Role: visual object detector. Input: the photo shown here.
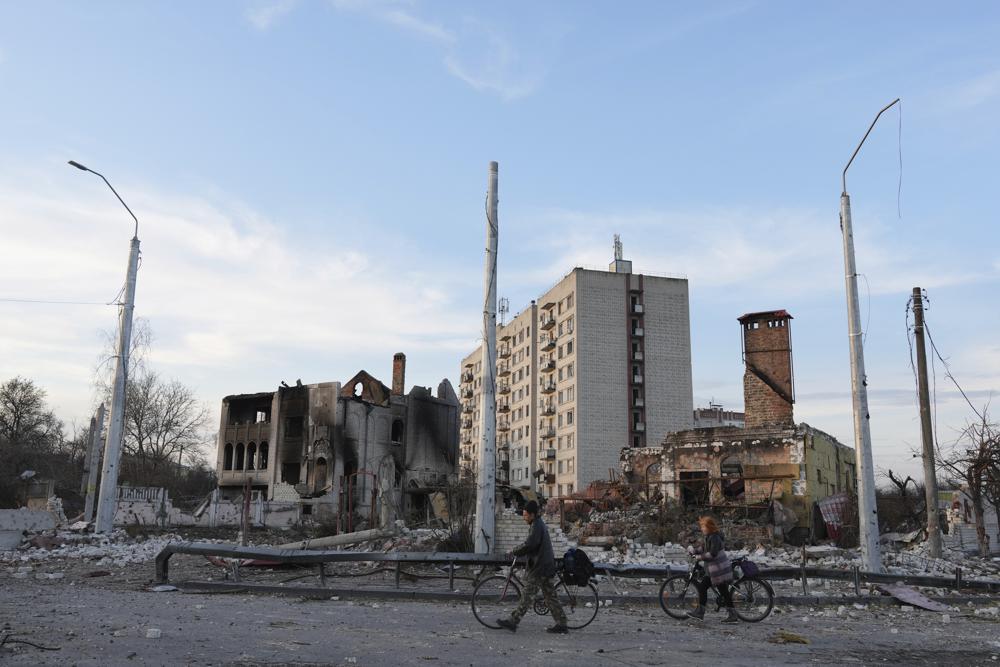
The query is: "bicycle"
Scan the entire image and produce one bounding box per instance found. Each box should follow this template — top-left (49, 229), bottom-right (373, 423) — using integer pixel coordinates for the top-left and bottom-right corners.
top-left (471, 556), bottom-right (600, 630)
top-left (659, 554), bottom-right (774, 622)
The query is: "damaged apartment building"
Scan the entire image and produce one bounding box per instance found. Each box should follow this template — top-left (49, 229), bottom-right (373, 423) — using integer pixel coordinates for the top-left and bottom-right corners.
top-left (622, 310), bottom-right (856, 542)
top-left (214, 353), bottom-right (460, 529)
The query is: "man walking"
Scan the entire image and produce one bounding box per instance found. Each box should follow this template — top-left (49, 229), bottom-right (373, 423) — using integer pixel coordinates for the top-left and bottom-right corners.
top-left (496, 500), bottom-right (569, 634)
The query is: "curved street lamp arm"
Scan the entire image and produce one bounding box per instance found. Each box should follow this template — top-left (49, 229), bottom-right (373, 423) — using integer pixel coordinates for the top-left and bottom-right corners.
top-left (842, 98), bottom-right (900, 195)
top-left (67, 161), bottom-right (139, 238)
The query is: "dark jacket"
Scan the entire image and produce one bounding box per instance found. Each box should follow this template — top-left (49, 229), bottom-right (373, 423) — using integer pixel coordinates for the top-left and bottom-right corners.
top-left (513, 515), bottom-right (557, 578)
top-left (699, 531), bottom-right (733, 586)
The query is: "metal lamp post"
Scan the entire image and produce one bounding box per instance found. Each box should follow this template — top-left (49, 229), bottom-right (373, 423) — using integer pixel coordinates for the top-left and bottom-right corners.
top-left (69, 160), bottom-right (140, 534)
top-left (839, 99), bottom-right (898, 572)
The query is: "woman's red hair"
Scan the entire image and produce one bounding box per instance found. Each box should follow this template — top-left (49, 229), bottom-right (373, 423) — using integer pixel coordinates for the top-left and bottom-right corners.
top-left (698, 516), bottom-right (719, 534)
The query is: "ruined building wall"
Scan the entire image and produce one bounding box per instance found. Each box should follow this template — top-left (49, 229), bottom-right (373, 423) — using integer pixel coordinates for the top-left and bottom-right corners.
top-left (741, 312), bottom-right (794, 428)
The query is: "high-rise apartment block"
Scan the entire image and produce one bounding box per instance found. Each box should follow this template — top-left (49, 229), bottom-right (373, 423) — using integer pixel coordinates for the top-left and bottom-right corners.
top-left (459, 245), bottom-right (693, 498)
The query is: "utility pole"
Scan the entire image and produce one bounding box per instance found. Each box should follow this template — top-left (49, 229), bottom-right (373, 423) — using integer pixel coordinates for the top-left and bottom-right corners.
top-left (82, 403), bottom-right (106, 523)
top-left (912, 287), bottom-right (942, 557)
top-left (840, 98), bottom-right (898, 573)
top-left (69, 160), bottom-right (141, 534)
top-left (474, 161), bottom-right (499, 554)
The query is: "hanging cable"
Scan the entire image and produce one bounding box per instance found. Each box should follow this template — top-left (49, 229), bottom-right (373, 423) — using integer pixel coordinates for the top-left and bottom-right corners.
top-left (923, 315), bottom-right (984, 422)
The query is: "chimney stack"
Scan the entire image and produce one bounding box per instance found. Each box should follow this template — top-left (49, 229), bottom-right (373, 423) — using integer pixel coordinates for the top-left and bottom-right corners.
top-left (738, 310), bottom-right (794, 428)
top-left (392, 353), bottom-right (406, 396)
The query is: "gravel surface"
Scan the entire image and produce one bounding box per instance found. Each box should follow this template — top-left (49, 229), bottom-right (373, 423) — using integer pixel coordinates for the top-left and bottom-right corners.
top-left (2, 570), bottom-right (1000, 666)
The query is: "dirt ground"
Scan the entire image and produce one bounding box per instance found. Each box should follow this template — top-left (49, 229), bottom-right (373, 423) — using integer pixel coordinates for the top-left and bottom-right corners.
top-left (3, 561), bottom-right (1000, 666)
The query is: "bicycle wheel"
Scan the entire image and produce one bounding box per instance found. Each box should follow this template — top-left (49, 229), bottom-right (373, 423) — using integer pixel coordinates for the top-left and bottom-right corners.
top-left (555, 581), bottom-right (600, 629)
top-left (471, 575), bottom-right (523, 629)
top-left (659, 574), bottom-right (697, 620)
top-left (730, 577), bottom-right (774, 622)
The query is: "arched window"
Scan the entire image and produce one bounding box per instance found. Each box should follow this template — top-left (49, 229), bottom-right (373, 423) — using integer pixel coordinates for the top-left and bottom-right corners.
top-left (235, 443), bottom-right (245, 471)
top-left (258, 442), bottom-right (269, 470)
top-left (315, 456), bottom-right (328, 488)
top-left (223, 443), bottom-right (234, 471)
top-left (391, 419), bottom-right (405, 445)
top-left (246, 442), bottom-right (257, 471)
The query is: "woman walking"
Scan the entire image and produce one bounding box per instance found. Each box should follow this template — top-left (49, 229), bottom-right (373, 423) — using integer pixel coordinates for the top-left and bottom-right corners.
top-left (687, 516), bottom-right (738, 623)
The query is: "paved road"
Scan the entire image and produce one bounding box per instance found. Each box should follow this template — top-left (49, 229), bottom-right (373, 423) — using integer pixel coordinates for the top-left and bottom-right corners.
top-left (2, 578), bottom-right (999, 666)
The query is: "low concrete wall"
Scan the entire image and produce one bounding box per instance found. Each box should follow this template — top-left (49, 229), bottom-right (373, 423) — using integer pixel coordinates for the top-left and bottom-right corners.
top-left (0, 509), bottom-right (58, 551)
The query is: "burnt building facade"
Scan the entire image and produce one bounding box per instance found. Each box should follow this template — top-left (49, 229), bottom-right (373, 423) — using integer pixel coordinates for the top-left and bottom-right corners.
top-left (622, 310), bottom-right (856, 539)
top-left (215, 353), bottom-right (459, 528)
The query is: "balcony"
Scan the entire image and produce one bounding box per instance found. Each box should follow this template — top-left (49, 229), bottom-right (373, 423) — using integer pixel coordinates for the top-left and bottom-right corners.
top-left (634, 422), bottom-right (646, 432)
top-left (540, 381), bottom-right (556, 394)
top-left (498, 382), bottom-right (511, 395)
top-left (540, 359), bottom-right (556, 373)
top-left (540, 402), bottom-right (556, 416)
top-left (500, 331), bottom-right (512, 341)
top-left (541, 336), bottom-right (556, 351)
top-left (498, 420), bottom-right (511, 432)
top-left (544, 473), bottom-right (556, 484)
top-left (461, 435), bottom-right (472, 445)
top-left (633, 397), bottom-right (645, 408)
top-left (218, 469), bottom-right (269, 486)
top-left (461, 418), bottom-right (472, 429)
top-left (632, 350), bottom-right (644, 361)
top-left (498, 362), bottom-right (511, 377)
top-left (632, 327), bottom-right (644, 337)
top-left (541, 427), bottom-right (556, 440)
top-left (632, 303), bottom-right (644, 314)
top-left (545, 448), bottom-right (556, 460)
top-left (498, 401), bottom-right (511, 413)
top-left (463, 403), bottom-right (474, 414)
top-left (540, 315), bottom-right (556, 330)
top-left (461, 387), bottom-right (474, 399)
top-left (461, 371), bottom-right (474, 383)
top-left (498, 345), bottom-right (511, 359)
top-left (633, 375), bottom-right (644, 384)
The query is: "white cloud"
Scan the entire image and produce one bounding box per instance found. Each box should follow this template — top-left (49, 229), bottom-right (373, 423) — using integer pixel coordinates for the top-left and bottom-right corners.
top-left (246, 0), bottom-right (298, 31)
top-left (508, 206), bottom-right (996, 301)
top-left (942, 69), bottom-right (1000, 111)
top-left (329, 0), bottom-right (545, 100)
top-left (0, 169), bottom-right (477, 425)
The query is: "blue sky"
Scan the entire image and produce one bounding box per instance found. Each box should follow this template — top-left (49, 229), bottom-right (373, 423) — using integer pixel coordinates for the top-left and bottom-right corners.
top-left (1, 1), bottom-right (998, 480)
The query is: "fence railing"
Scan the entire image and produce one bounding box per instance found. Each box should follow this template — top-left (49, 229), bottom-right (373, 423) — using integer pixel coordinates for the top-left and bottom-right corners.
top-left (154, 541), bottom-right (1000, 594)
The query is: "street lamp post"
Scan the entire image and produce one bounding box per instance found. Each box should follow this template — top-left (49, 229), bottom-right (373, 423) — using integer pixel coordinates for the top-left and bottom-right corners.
top-left (69, 160), bottom-right (140, 534)
top-left (839, 99), bottom-right (898, 573)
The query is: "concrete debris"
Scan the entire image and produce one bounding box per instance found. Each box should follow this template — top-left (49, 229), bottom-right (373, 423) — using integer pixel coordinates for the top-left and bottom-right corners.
top-left (768, 630), bottom-right (810, 644)
top-left (0, 529), bottom-right (183, 568)
top-left (145, 628), bottom-right (162, 639)
top-left (874, 583), bottom-right (951, 613)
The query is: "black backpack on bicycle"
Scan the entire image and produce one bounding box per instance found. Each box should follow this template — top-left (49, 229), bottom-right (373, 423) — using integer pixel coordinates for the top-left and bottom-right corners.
top-left (562, 548), bottom-right (595, 587)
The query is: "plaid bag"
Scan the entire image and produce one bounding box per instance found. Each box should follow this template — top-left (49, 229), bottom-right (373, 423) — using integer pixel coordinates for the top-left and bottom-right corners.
top-left (706, 550), bottom-right (733, 586)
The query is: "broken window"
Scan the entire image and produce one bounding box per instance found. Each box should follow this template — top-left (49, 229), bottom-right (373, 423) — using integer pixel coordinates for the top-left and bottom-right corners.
top-left (223, 443), bottom-right (234, 471)
top-left (314, 457), bottom-right (328, 489)
top-left (720, 455), bottom-right (745, 500)
top-left (258, 442), bottom-right (269, 470)
top-left (286, 416), bottom-right (304, 438)
top-left (235, 443), bottom-right (245, 471)
top-left (391, 419), bottom-right (404, 445)
top-left (679, 470), bottom-right (709, 507)
top-left (246, 442), bottom-right (257, 471)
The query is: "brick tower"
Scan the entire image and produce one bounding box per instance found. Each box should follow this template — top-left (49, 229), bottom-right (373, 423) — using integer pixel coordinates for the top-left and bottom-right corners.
top-left (738, 310), bottom-right (794, 428)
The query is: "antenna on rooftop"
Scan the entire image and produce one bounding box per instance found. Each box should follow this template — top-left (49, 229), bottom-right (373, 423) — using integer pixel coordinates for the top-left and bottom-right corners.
top-left (499, 296), bottom-right (510, 326)
top-left (613, 234), bottom-right (623, 261)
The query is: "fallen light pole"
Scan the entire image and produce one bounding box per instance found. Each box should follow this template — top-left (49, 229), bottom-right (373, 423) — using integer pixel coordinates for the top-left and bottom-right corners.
top-left (839, 99), bottom-right (898, 573)
top-left (69, 160), bottom-right (141, 534)
top-left (474, 161), bottom-right (499, 554)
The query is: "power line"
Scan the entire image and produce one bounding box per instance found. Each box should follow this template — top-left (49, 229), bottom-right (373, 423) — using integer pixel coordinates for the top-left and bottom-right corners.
top-left (0, 297), bottom-right (116, 306)
top-left (922, 315), bottom-right (984, 422)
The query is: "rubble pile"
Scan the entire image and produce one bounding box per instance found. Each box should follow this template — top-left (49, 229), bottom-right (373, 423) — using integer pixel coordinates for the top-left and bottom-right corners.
top-left (0, 529), bottom-right (183, 568)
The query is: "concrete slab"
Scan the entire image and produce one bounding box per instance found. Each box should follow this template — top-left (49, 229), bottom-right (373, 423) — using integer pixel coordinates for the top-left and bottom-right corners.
top-left (0, 509), bottom-right (57, 532)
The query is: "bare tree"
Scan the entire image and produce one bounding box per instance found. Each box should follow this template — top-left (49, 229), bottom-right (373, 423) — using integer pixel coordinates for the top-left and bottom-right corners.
top-left (0, 377), bottom-right (69, 507)
top-left (937, 407), bottom-right (999, 557)
top-left (123, 370), bottom-right (209, 482)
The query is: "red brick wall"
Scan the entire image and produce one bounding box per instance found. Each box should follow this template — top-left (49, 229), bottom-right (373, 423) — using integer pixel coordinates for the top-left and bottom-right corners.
top-left (742, 315), bottom-right (793, 427)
